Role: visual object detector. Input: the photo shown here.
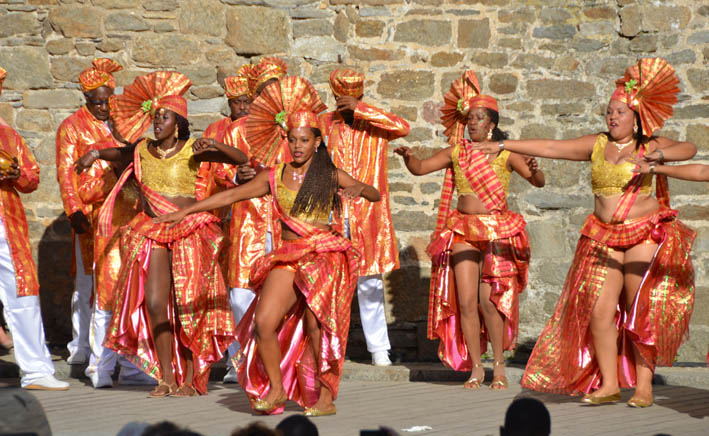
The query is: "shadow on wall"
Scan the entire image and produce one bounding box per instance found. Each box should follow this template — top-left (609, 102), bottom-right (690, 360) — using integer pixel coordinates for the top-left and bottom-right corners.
top-left (37, 214), bottom-right (74, 346)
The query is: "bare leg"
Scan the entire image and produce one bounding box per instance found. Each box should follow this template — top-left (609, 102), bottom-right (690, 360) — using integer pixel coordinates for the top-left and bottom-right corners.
top-left (253, 268), bottom-right (298, 404)
top-left (587, 248), bottom-right (624, 399)
top-left (304, 308), bottom-right (336, 412)
top-left (478, 281), bottom-right (506, 388)
top-left (145, 246), bottom-right (176, 395)
top-left (623, 242), bottom-right (658, 405)
top-left (451, 242), bottom-right (484, 388)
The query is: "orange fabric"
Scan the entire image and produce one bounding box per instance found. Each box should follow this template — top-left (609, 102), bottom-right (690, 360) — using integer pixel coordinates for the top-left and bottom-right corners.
top-left (286, 111), bottom-right (320, 130)
top-left (320, 102), bottom-right (410, 275)
top-left (0, 125), bottom-right (40, 297)
top-left (467, 94), bottom-right (499, 113)
top-left (253, 57), bottom-right (287, 90)
top-left (0, 67), bottom-right (6, 96)
top-left (197, 117), bottom-right (235, 204)
top-left (329, 69), bottom-right (364, 98)
top-left (440, 69), bottom-right (481, 145)
top-left (78, 58), bottom-right (122, 93)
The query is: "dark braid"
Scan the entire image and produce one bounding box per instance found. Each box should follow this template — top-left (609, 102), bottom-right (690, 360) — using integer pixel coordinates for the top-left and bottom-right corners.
top-left (290, 128), bottom-right (342, 219)
top-left (484, 108), bottom-right (509, 141)
top-left (175, 113), bottom-right (191, 140)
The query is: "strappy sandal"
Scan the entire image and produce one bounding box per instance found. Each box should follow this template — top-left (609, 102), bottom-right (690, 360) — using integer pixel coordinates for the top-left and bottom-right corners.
top-left (490, 361), bottom-right (508, 390)
top-left (463, 363), bottom-right (484, 389)
top-left (173, 384), bottom-right (197, 397)
top-left (149, 380), bottom-right (177, 398)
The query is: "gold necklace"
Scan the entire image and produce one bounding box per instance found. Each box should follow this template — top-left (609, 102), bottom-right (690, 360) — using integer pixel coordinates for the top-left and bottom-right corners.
top-left (292, 168), bottom-right (305, 183)
top-left (614, 138), bottom-right (634, 152)
top-left (154, 140), bottom-right (178, 159)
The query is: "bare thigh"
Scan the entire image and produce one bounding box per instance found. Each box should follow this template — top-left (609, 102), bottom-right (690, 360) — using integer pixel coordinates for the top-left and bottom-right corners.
top-left (254, 268), bottom-right (299, 336)
top-left (622, 242), bottom-right (658, 307)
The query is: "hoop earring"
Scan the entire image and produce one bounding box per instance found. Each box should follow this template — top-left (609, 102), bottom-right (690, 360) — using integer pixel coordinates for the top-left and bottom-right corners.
top-left (174, 128), bottom-right (179, 139)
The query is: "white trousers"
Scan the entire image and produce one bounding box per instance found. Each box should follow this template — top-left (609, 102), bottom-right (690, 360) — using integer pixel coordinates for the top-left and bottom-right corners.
top-left (225, 231), bottom-right (271, 367)
top-left (0, 218), bottom-right (56, 387)
top-left (344, 219), bottom-right (391, 353)
top-left (66, 235), bottom-right (92, 357)
top-left (84, 303), bottom-right (141, 379)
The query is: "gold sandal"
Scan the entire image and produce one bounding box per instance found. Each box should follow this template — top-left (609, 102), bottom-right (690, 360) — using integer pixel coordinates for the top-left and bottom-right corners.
top-left (304, 404), bottom-right (336, 417)
top-left (490, 361), bottom-right (508, 390)
top-left (252, 393), bottom-right (287, 415)
top-left (149, 380), bottom-right (177, 398)
top-left (173, 384), bottom-right (197, 397)
top-left (463, 363), bottom-right (484, 389)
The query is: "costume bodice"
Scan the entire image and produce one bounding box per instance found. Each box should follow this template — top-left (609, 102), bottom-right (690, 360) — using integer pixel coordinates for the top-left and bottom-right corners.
top-left (138, 138), bottom-right (199, 197)
top-left (275, 163), bottom-right (331, 225)
top-left (590, 134), bottom-right (652, 197)
top-left (452, 143), bottom-right (511, 195)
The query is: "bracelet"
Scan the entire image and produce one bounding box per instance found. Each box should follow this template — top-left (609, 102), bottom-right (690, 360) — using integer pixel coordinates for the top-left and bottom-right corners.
top-left (657, 150), bottom-right (664, 163)
top-left (649, 164), bottom-right (655, 174)
top-left (498, 142), bottom-right (505, 151)
top-left (89, 149), bottom-right (100, 160)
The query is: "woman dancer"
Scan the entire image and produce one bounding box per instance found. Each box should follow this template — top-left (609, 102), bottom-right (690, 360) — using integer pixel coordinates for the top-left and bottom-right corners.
top-left (395, 72), bottom-right (544, 390)
top-left (156, 111), bottom-right (380, 416)
top-left (473, 58), bottom-right (696, 407)
top-left (75, 71), bottom-right (247, 397)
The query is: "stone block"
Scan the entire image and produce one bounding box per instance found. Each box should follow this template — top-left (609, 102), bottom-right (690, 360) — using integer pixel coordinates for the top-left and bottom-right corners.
top-left (0, 104), bottom-right (14, 127)
top-left (153, 21), bottom-right (176, 33)
top-left (105, 12), bottom-right (151, 32)
top-left (93, 0), bottom-right (141, 8)
top-left (225, 7), bottom-right (290, 55)
top-left (583, 6), bottom-right (615, 19)
top-left (330, 0), bottom-right (402, 5)
top-left (48, 6), bottom-right (103, 38)
top-left (389, 182), bottom-right (413, 193)
top-left (619, 5), bottom-right (641, 37)
top-left (205, 47), bottom-right (240, 65)
top-left (641, 5), bottom-right (691, 32)
top-left (113, 69), bottom-right (145, 87)
top-left (555, 56), bottom-right (580, 72)
top-left (511, 53), bottom-right (554, 70)
top-left (421, 101), bottom-right (441, 124)
top-left (23, 90), bottom-right (84, 109)
top-left (15, 109), bottom-right (54, 132)
top-left (391, 210), bottom-right (436, 232)
top-left (333, 11), bottom-right (350, 43)
top-left (49, 56), bottom-right (86, 82)
top-left (391, 105), bottom-right (417, 122)
top-left (292, 37), bottom-right (345, 62)
top-left (377, 71), bottom-right (434, 100)
top-left (498, 7), bottom-right (535, 23)
top-left (45, 38), bottom-right (73, 55)
top-left (188, 114), bottom-right (221, 133)
top-left (686, 125), bottom-right (709, 150)
top-left (394, 20), bottom-right (451, 46)
top-left (665, 49), bottom-right (696, 65)
top-left (178, 0), bottom-right (225, 36)
top-left (540, 102), bottom-right (584, 116)
top-left (532, 25), bottom-right (576, 40)
top-left (191, 86), bottom-right (223, 100)
top-left (489, 73), bottom-right (518, 95)
top-left (667, 177), bottom-right (709, 197)
top-left (406, 127), bottom-right (433, 142)
top-left (674, 105), bottom-right (709, 120)
top-left (180, 65), bottom-right (217, 86)
top-left (132, 34), bottom-right (200, 66)
top-left (629, 33), bottom-right (657, 52)
top-left (348, 46), bottom-right (404, 62)
top-left (688, 31), bottom-right (709, 45)
top-left (457, 18), bottom-right (490, 49)
top-left (527, 79), bottom-right (595, 100)
top-left (471, 52), bottom-right (508, 68)
top-left (356, 19), bottom-right (385, 38)
top-left (96, 39), bottom-right (124, 53)
top-left (293, 18), bottom-right (333, 39)
top-left (676, 204), bottom-right (709, 221)
top-left (142, 0), bottom-right (178, 11)
top-left (498, 37), bottom-right (522, 50)
top-left (0, 47), bottom-right (52, 90)
top-left (75, 41), bottom-right (96, 57)
top-left (579, 20), bottom-right (616, 36)
top-left (520, 123), bottom-right (556, 140)
top-left (540, 8), bottom-right (572, 23)
top-left (187, 97), bottom-right (225, 115)
top-left (429, 51), bottom-right (463, 67)
top-left (0, 13), bottom-right (41, 38)
top-left (526, 219), bottom-right (571, 259)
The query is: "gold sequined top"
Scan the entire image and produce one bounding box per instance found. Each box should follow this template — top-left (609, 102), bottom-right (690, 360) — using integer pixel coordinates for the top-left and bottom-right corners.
top-left (452, 144), bottom-right (511, 195)
top-left (138, 138), bottom-right (199, 197)
top-left (275, 163), bottom-right (331, 225)
top-left (590, 134), bottom-right (652, 197)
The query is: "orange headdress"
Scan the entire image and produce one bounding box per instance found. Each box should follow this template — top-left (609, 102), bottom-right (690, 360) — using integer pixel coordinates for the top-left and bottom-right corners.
top-left (246, 76), bottom-right (327, 166)
top-left (253, 57), bottom-right (288, 91)
top-left (440, 70), bottom-right (481, 145)
top-left (468, 94), bottom-right (499, 113)
top-left (329, 69), bottom-right (365, 98)
top-left (286, 111), bottom-right (320, 131)
top-left (109, 71), bottom-right (192, 143)
top-left (224, 64), bottom-right (256, 99)
top-left (0, 67), bottom-right (6, 96)
top-left (78, 58), bottom-right (123, 93)
top-left (610, 57), bottom-right (680, 136)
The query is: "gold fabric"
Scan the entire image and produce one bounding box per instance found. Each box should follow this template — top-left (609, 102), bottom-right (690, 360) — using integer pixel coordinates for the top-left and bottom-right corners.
top-left (138, 139), bottom-right (199, 197)
top-left (590, 134), bottom-right (652, 197)
top-left (274, 163), bottom-right (330, 225)
top-left (453, 145), bottom-right (511, 195)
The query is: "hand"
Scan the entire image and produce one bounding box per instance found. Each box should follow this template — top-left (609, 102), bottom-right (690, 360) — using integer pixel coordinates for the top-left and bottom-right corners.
top-left (469, 141), bottom-right (499, 155)
top-left (69, 211), bottom-right (91, 234)
top-left (236, 164), bottom-right (257, 184)
top-left (74, 151), bottom-right (98, 174)
top-left (193, 138), bottom-right (218, 154)
top-left (629, 155), bottom-right (652, 174)
top-left (153, 209), bottom-right (188, 228)
top-left (0, 159), bottom-right (20, 181)
top-left (643, 150), bottom-right (664, 164)
top-left (336, 95), bottom-right (358, 113)
top-left (393, 146), bottom-right (412, 159)
top-left (341, 183), bottom-right (365, 200)
top-left (524, 156), bottom-right (539, 174)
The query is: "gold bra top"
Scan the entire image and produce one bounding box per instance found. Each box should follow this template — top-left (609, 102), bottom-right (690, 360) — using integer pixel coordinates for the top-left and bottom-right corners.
top-left (275, 163), bottom-right (331, 225)
top-left (452, 143), bottom-right (511, 195)
top-left (138, 138), bottom-right (199, 197)
top-left (590, 134), bottom-right (652, 197)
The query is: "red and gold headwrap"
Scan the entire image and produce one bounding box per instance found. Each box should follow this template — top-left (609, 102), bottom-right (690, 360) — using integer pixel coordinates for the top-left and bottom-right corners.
top-left (440, 70), bottom-right (481, 145)
top-left (286, 111), bottom-right (320, 131)
top-left (467, 94), bottom-right (499, 113)
top-left (0, 67), bottom-right (6, 96)
top-left (109, 71), bottom-right (192, 143)
top-left (253, 57), bottom-right (288, 90)
top-left (224, 64), bottom-right (256, 99)
top-left (78, 58), bottom-right (123, 93)
top-left (329, 69), bottom-right (364, 98)
top-left (610, 57), bottom-right (680, 136)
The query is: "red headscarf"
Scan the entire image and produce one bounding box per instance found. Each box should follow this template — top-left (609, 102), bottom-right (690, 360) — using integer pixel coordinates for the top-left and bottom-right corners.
top-left (78, 58), bottom-right (123, 93)
top-left (329, 69), bottom-right (364, 98)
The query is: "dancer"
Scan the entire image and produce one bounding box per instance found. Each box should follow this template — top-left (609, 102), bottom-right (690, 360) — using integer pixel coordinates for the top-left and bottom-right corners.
top-left (473, 58), bottom-right (696, 407)
top-left (395, 70), bottom-right (544, 389)
top-left (75, 71), bottom-right (246, 396)
top-left (56, 58), bottom-right (123, 365)
top-left (320, 69), bottom-right (410, 366)
top-left (0, 66), bottom-right (69, 390)
top-left (155, 110), bottom-right (379, 416)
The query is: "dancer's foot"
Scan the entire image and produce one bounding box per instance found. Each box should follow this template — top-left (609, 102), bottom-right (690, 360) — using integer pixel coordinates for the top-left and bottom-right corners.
top-left (490, 361), bottom-right (508, 390)
top-left (463, 363), bottom-right (484, 389)
top-left (628, 386), bottom-right (653, 408)
top-left (581, 385), bottom-right (621, 405)
top-left (305, 389), bottom-right (336, 417)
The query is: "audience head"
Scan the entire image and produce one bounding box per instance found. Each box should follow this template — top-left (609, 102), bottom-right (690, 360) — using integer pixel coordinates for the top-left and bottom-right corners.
top-left (230, 422), bottom-right (280, 436)
top-left (276, 415), bottom-right (318, 436)
top-left (141, 421), bottom-right (203, 436)
top-left (499, 398), bottom-right (551, 436)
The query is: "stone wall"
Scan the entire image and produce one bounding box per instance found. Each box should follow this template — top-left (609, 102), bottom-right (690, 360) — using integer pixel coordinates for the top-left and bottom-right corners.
top-left (0, 0), bottom-right (707, 361)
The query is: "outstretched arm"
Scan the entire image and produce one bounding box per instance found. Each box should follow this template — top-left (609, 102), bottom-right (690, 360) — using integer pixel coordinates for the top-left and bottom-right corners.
top-left (352, 100), bottom-right (410, 139)
top-left (337, 169), bottom-right (380, 202)
top-left (153, 170), bottom-right (271, 224)
top-left (508, 153), bottom-right (545, 188)
top-left (644, 136), bottom-right (697, 163)
top-left (471, 135), bottom-right (597, 162)
top-left (630, 157), bottom-right (709, 181)
top-left (393, 145), bottom-right (452, 176)
top-left (74, 145), bottom-right (135, 174)
top-left (192, 137), bottom-right (248, 165)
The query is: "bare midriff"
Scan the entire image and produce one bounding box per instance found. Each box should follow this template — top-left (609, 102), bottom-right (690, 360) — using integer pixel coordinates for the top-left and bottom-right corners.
top-left (280, 220), bottom-right (331, 240)
top-left (144, 195), bottom-right (197, 218)
top-left (593, 194), bottom-right (659, 223)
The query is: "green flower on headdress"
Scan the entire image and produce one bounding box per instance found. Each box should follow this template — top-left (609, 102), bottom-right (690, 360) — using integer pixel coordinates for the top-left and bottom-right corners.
top-left (624, 79), bottom-right (638, 93)
top-left (141, 99), bottom-right (152, 113)
top-left (275, 110), bottom-right (287, 130)
top-left (456, 99), bottom-right (464, 112)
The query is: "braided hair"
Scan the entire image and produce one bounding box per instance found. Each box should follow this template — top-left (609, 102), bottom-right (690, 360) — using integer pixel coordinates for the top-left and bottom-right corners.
top-left (290, 128), bottom-right (342, 219)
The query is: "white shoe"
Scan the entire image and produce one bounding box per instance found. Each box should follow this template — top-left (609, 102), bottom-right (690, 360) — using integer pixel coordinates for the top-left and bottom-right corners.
top-left (372, 351), bottom-right (392, 366)
top-left (89, 371), bottom-right (113, 388)
top-left (67, 349), bottom-right (89, 365)
top-left (24, 375), bottom-right (70, 391)
top-left (223, 366), bottom-right (238, 384)
top-left (118, 368), bottom-right (157, 386)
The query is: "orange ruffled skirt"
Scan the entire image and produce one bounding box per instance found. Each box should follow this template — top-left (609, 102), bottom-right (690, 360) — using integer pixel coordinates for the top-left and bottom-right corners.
top-left (104, 211), bottom-right (235, 394)
top-left (522, 209), bottom-right (695, 395)
top-left (235, 237), bottom-right (358, 411)
top-left (427, 210), bottom-right (530, 371)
